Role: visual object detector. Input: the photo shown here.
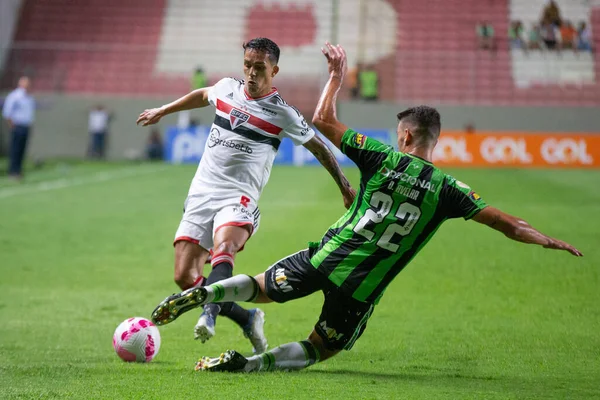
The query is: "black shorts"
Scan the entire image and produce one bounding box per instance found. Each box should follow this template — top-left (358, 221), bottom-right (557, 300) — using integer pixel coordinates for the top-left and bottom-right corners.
top-left (264, 249), bottom-right (375, 351)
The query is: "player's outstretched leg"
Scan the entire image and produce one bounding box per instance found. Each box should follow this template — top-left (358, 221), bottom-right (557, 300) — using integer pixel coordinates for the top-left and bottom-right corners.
top-left (195, 340), bottom-right (326, 372)
top-left (195, 350), bottom-right (248, 372)
top-left (151, 286), bottom-right (209, 325)
top-left (151, 274), bottom-right (260, 325)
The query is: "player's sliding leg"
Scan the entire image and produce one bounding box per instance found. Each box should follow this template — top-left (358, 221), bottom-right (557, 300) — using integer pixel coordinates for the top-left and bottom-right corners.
top-left (192, 264), bottom-right (338, 372)
top-left (153, 239), bottom-right (259, 337)
top-left (193, 249), bottom-right (374, 373)
top-left (152, 249), bottom-right (315, 325)
top-left (151, 273), bottom-right (262, 324)
top-left (196, 330), bottom-right (339, 372)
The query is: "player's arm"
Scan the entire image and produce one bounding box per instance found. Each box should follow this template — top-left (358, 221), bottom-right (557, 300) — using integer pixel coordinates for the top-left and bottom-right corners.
top-left (136, 87), bottom-right (213, 126)
top-left (472, 206), bottom-right (583, 256)
top-left (311, 42), bottom-right (349, 149)
top-left (303, 135), bottom-right (356, 208)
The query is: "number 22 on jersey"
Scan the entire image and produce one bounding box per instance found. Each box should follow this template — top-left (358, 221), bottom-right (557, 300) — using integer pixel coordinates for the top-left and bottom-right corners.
top-left (353, 191), bottom-right (422, 252)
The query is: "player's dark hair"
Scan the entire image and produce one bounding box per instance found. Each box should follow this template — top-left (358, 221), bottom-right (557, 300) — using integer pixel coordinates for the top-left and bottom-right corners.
top-left (243, 37), bottom-right (280, 65)
top-left (396, 106), bottom-right (441, 144)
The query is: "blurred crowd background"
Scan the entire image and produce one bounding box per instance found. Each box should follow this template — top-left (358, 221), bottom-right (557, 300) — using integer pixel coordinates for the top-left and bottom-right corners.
top-left (0, 0), bottom-right (599, 175)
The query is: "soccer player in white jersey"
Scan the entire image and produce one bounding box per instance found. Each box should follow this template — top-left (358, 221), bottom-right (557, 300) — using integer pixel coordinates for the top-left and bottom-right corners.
top-left (136, 38), bottom-right (356, 353)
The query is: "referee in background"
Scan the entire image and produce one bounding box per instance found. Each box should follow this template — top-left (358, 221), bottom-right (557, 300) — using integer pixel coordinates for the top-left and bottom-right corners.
top-left (2, 76), bottom-right (35, 180)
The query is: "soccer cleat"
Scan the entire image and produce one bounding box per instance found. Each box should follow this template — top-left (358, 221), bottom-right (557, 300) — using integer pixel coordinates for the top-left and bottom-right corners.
top-left (194, 311), bottom-right (216, 343)
top-left (151, 287), bottom-right (208, 326)
top-left (195, 350), bottom-right (248, 372)
top-left (243, 308), bottom-right (268, 354)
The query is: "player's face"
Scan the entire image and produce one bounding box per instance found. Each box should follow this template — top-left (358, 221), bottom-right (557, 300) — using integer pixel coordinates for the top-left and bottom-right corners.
top-left (243, 49), bottom-right (279, 98)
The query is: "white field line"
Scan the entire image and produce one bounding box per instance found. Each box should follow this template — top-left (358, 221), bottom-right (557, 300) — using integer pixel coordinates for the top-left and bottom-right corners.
top-left (0, 165), bottom-right (169, 200)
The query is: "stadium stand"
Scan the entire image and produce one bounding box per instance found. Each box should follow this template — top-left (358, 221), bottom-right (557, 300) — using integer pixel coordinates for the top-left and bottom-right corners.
top-left (1, 0), bottom-right (599, 108)
top-left (0, 0), bottom-right (189, 96)
top-left (393, 0), bottom-right (599, 106)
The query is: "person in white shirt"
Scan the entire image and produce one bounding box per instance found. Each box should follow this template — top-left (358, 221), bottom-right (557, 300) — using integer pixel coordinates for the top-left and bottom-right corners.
top-left (137, 38), bottom-right (356, 353)
top-left (2, 76), bottom-right (35, 179)
top-left (577, 21), bottom-right (592, 51)
top-left (88, 105), bottom-right (111, 159)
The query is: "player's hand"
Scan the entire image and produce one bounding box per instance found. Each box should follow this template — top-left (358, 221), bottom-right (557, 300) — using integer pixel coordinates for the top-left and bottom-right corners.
top-left (342, 187), bottom-right (357, 209)
top-left (321, 42), bottom-right (347, 79)
top-left (543, 237), bottom-right (583, 257)
top-left (136, 107), bottom-right (165, 126)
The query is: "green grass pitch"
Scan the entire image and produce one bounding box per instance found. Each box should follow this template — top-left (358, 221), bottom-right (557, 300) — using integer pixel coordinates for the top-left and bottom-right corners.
top-left (0, 162), bottom-right (598, 399)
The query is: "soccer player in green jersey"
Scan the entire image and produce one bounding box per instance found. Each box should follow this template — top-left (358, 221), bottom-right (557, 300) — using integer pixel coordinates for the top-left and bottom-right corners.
top-left (150, 42), bottom-right (583, 372)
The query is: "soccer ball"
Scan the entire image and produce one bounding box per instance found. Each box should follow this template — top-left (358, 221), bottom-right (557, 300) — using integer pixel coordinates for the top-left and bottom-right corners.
top-left (113, 317), bottom-right (161, 362)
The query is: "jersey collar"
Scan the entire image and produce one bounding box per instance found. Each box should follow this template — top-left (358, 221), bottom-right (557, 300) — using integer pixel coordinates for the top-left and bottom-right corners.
top-left (243, 87), bottom-right (278, 101)
top-left (407, 153), bottom-right (434, 165)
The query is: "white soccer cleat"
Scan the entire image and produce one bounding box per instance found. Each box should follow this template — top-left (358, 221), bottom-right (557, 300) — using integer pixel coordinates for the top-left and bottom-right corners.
top-left (194, 312), bottom-right (216, 343)
top-left (243, 308), bottom-right (268, 354)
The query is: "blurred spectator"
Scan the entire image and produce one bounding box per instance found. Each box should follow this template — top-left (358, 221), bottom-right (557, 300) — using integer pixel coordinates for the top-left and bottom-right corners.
top-left (191, 66), bottom-right (207, 91)
top-left (559, 21), bottom-right (577, 50)
top-left (2, 76), bottom-right (35, 180)
top-left (577, 21), bottom-right (592, 51)
top-left (528, 24), bottom-right (543, 49)
top-left (541, 0), bottom-right (562, 27)
top-left (508, 21), bottom-right (525, 49)
top-left (181, 67), bottom-right (207, 129)
top-left (177, 110), bottom-right (191, 130)
top-left (87, 105), bottom-right (111, 159)
top-left (476, 21), bottom-right (495, 50)
top-left (541, 22), bottom-right (558, 50)
top-left (146, 128), bottom-right (163, 161)
top-left (464, 123), bottom-right (476, 135)
top-left (358, 65), bottom-right (379, 101)
top-left (347, 63), bottom-right (360, 99)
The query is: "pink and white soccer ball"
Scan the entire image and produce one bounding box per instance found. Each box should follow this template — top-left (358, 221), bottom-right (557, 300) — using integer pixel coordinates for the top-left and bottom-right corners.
top-left (113, 317), bottom-right (161, 362)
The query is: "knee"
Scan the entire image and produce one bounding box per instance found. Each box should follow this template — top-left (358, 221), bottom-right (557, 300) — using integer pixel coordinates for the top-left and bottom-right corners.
top-left (252, 273), bottom-right (273, 304)
top-left (173, 241), bottom-right (204, 289)
top-left (213, 240), bottom-right (241, 255)
top-left (173, 270), bottom-right (194, 290)
top-left (308, 330), bottom-right (340, 362)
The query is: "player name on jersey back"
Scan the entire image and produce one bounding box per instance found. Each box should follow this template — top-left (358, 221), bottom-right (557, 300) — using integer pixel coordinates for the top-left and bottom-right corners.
top-left (309, 129), bottom-right (488, 304)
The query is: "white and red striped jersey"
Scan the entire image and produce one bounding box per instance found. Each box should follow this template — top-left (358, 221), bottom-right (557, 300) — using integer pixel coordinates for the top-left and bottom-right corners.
top-left (188, 77), bottom-right (315, 202)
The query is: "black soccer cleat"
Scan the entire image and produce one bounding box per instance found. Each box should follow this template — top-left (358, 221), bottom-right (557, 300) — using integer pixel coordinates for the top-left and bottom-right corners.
top-left (195, 350), bottom-right (248, 372)
top-left (151, 287), bottom-right (208, 326)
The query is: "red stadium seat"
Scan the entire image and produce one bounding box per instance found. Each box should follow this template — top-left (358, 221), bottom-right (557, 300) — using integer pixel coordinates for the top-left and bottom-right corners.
top-left (1, 0), bottom-right (598, 108)
top-left (385, 0), bottom-right (599, 105)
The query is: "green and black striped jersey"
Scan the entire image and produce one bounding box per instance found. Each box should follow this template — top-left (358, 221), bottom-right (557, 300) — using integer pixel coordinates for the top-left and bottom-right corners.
top-left (309, 129), bottom-right (488, 304)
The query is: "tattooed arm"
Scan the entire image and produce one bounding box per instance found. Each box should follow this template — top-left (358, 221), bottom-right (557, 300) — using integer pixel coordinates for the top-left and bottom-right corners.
top-left (303, 135), bottom-right (356, 209)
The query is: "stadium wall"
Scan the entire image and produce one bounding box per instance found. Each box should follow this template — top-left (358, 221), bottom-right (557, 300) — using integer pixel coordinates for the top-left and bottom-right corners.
top-left (0, 0), bottom-right (23, 71)
top-left (0, 94), bottom-right (598, 161)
